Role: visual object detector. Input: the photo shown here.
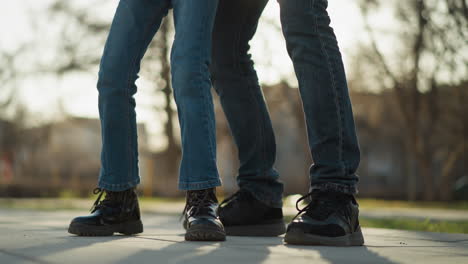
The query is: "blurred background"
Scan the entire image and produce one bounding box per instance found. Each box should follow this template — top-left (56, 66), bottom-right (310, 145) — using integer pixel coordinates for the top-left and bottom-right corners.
top-left (0, 0), bottom-right (467, 204)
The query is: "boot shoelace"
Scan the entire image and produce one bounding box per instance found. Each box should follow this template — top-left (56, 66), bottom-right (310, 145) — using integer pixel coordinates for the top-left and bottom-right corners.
top-left (292, 191), bottom-right (351, 222)
top-left (181, 189), bottom-right (214, 220)
top-left (90, 188), bottom-right (130, 215)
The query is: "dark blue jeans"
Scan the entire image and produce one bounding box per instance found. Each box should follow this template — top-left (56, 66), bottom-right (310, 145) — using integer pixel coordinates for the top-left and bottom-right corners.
top-left (211, 0), bottom-right (360, 208)
top-left (97, 0), bottom-right (220, 191)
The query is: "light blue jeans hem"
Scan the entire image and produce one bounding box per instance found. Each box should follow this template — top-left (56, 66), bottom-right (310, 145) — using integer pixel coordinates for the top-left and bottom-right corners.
top-left (98, 177), bottom-right (140, 192)
top-left (178, 179), bottom-right (222, 191)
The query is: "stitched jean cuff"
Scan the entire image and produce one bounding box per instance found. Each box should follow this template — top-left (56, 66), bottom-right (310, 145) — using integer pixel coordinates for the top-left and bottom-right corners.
top-left (98, 177), bottom-right (140, 192)
top-left (311, 182), bottom-right (358, 195)
top-left (178, 179), bottom-right (222, 191)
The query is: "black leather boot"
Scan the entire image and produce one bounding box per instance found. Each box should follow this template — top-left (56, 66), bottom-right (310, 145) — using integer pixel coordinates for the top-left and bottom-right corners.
top-left (183, 188), bottom-right (226, 241)
top-left (68, 188), bottom-right (143, 236)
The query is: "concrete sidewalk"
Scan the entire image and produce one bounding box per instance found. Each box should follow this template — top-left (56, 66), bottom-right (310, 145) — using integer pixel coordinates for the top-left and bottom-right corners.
top-left (1, 209), bottom-right (467, 264)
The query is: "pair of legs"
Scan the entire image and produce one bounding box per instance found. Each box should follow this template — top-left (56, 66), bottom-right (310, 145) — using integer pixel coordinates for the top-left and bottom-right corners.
top-left (213, 0), bottom-right (360, 203)
top-left (213, 0), bottom-right (363, 246)
top-left (97, 0), bottom-right (220, 192)
top-left (70, 0), bottom-right (226, 241)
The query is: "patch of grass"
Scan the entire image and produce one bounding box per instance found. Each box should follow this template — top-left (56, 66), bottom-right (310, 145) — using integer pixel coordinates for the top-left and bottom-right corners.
top-left (283, 215), bottom-right (468, 234)
top-left (359, 217), bottom-right (468, 234)
top-left (357, 198), bottom-right (468, 211)
top-left (0, 198), bottom-right (88, 211)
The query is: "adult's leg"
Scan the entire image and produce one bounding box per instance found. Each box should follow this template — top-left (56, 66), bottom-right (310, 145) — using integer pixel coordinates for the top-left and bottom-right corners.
top-left (97, 0), bottom-right (170, 191)
top-left (211, 0), bottom-right (283, 208)
top-left (279, 0), bottom-right (360, 193)
top-left (211, 0), bottom-right (285, 237)
top-left (279, 0), bottom-right (363, 246)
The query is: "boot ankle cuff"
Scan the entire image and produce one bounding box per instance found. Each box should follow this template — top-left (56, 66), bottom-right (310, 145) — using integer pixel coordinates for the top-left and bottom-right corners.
top-left (310, 183), bottom-right (358, 195)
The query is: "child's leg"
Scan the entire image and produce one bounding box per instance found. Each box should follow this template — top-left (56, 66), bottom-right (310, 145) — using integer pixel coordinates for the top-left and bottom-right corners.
top-left (69, 0), bottom-right (171, 237)
top-left (97, 0), bottom-right (170, 191)
top-left (170, 0), bottom-right (220, 191)
top-left (170, 0), bottom-right (225, 241)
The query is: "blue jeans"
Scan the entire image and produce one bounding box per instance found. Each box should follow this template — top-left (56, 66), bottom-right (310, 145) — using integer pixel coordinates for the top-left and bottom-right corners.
top-left (97, 0), bottom-right (220, 191)
top-left (211, 0), bottom-right (360, 208)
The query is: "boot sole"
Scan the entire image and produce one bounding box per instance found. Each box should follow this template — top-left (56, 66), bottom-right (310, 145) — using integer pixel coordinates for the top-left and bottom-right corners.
top-left (284, 226), bottom-right (365, 246)
top-left (68, 219), bottom-right (143, 236)
top-left (185, 226), bottom-right (226, 241)
top-left (225, 221), bottom-right (286, 237)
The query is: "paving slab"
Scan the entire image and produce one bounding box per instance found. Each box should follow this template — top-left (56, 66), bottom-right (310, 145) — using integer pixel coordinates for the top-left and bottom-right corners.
top-left (0, 209), bottom-right (467, 264)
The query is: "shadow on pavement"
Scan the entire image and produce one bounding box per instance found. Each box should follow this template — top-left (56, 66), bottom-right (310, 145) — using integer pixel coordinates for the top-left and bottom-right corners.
top-left (294, 245), bottom-right (397, 264)
top-left (13, 234), bottom-right (129, 259)
top-left (113, 236), bottom-right (280, 264)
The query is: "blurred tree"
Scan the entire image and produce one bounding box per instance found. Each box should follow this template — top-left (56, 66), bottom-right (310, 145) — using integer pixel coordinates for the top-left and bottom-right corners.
top-left (357, 0), bottom-right (467, 200)
top-left (0, 51), bottom-right (15, 111)
top-left (0, 47), bottom-right (28, 186)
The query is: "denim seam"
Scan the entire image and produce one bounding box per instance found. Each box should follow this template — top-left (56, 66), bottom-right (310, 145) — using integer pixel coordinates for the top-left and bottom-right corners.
top-left (236, 9), bottom-right (267, 175)
top-left (251, 1), bottom-right (267, 175)
top-left (199, 11), bottom-right (217, 174)
top-left (255, 2), bottom-right (275, 181)
top-left (126, 4), bottom-right (163, 182)
top-left (312, 0), bottom-right (345, 176)
top-left (250, 80), bottom-right (267, 174)
top-left (232, 12), bottom-right (243, 75)
top-left (122, 0), bottom-right (135, 185)
top-left (208, 10), bottom-right (218, 170)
